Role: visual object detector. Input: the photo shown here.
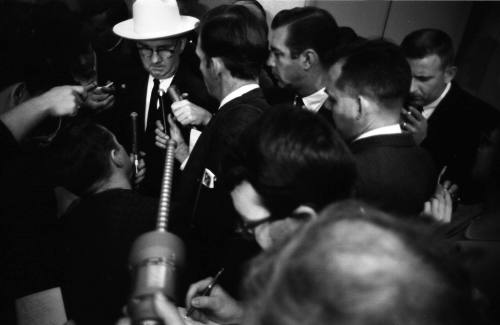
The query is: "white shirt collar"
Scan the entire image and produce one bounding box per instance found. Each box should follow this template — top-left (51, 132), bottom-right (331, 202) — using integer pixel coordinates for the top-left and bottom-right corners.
top-left (219, 83), bottom-right (259, 109)
top-left (144, 75), bottom-right (174, 129)
top-left (422, 82), bottom-right (451, 119)
top-left (355, 123), bottom-right (402, 141)
top-left (302, 87), bottom-right (328, 113)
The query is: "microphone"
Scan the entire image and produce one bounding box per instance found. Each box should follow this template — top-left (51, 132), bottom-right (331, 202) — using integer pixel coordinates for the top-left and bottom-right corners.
top-left (128, 139), bottom-right (186, 325)
top-left (167, 85), bottom-right (182, 102)
top-left (130, 112), bottom-right (140, 176)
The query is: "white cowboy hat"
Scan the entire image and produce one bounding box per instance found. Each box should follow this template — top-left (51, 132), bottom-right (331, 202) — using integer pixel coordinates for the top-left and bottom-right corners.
top-left (113, 0), bottom-right (199, 40)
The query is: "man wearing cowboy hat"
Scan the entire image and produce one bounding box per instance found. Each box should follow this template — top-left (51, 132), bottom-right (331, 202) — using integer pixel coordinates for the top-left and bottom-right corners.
top-left (113, 0), bottom-right (217, 197)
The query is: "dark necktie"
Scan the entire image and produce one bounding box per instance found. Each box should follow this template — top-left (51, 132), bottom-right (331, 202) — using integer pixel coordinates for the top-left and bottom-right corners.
top-left (146, 78), bottom-right (161, 132)
top-left (294, 95), bottom-right (305, 109)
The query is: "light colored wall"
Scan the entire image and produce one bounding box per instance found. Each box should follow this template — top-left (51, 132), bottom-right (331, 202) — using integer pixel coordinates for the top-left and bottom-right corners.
top-left (310, 1), bottom-right (471, 50)
top-left (193, 0), bottom-right (472, 53)
top-left (310, 0), bottom-right (391, 38)
top-left (384, 1), bottom-right (472, 47)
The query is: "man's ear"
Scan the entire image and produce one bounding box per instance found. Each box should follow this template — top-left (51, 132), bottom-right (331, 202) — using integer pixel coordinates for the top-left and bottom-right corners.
top-left (210, 57), bottom-right (224, 77)
top-left (292, 205), bottom-right (318, 221)
top-left (178, 38), bottom-right (187, 53)
top-left (299, 49), bottom-right (319, 70)
top-left (444, 65), bottom-right (457, 83)
top-left (110, 149), bottom-right (124, 168)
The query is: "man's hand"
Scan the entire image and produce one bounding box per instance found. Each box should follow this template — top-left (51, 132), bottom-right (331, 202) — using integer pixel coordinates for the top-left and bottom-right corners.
top-left (155, 115), bottom-right (189, 163)
top-left (40, 85), bottom-right (86, 117)
top-left (401, 106), bottom-right (427, 145)
top-left (116, 293), bottom-right (186, 325)
top-left (130, 152), bottom-right (146, 185)
top-left (422, 180), bottom-right (458, 223)
top-left (171, 99), bottom-right (212, 127)
top-left (84, 81), bottom-right (115, 112)
top-left (185, 278), bottom-right (244, 324)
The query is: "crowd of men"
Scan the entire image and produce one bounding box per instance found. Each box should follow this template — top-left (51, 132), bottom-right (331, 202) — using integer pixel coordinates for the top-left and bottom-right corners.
top-left (1, 0), bottom-right (500, 324)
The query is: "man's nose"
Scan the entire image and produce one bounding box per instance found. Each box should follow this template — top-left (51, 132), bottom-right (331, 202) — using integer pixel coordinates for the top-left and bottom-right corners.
top-left (151, 50), bottom-right (161, 64)
top-left (267, 53), bottom-right (275, 67)
top-left (410, 79), bottom-right (418, 93)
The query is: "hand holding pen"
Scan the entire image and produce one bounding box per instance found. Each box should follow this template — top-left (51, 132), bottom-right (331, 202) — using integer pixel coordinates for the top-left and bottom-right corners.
top-left (185, 269), bottom-right (244, 324)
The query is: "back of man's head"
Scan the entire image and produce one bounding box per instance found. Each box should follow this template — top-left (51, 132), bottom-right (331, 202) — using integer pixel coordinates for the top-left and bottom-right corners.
top-left (271, 6), bottom-right (338, 67)
top-left (48, 120), bottom-right (118, 196)
top-left (401, 28), bottom-right (455, 69)
top-left (336, 39), bottom-right (411, 110)
top-left (199, 4), bottom-right (268, 81)
top-left (225, 105), bottom-right (356, 220)
top-left (244, 200), bottom-right (478, 325)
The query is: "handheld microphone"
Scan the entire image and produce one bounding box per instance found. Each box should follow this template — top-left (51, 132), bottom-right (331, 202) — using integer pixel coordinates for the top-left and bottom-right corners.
top-left (167, 85), bottom-right (182, 102)
top-left (128, 140), bottom-right (186, 325)
top-left (130, 112), bottom-right (140, 176)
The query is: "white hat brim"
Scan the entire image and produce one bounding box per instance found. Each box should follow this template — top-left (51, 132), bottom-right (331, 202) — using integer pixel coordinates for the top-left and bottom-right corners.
top-left (113, 15), bottom-right (199, 40)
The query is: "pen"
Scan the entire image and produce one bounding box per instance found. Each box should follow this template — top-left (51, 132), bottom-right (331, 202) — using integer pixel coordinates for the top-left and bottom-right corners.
top-left (186, 268), bottom-right (225, 317)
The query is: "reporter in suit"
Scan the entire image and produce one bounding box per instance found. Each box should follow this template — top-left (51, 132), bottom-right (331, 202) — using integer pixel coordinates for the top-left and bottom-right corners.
top-left (155, 5), bottom-right (270, 295)
top-left (401, 29), bottom-right (500, 202)
top-left (326, 40), bottom-right (436, 216)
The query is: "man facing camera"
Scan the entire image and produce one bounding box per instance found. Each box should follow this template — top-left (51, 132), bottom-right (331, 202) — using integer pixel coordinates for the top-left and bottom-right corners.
top-left (326, 40), bottom-right (436, 216)
top-left (401, 29), bottom-right (500, 202)
top-left (112, 0), bottom-right (217, 196)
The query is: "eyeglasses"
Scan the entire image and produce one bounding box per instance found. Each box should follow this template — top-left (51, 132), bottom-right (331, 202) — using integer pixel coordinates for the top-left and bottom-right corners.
top-left (137, 42), bottom-right (178, 59)
top-left (235, 216), bottom-right (271, 238)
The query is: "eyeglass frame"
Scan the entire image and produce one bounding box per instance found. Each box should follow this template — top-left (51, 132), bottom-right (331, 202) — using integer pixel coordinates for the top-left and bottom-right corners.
top-left (235, 216), bottom-right (272, 238)
top-left (136, 40), bottom-right (180, 59)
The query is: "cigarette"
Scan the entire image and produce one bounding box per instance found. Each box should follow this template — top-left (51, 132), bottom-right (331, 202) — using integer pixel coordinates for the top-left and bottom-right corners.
top-left (97, 81), bottom-right (114, 90)
top-left (437, 165), bottom-right (447, 185)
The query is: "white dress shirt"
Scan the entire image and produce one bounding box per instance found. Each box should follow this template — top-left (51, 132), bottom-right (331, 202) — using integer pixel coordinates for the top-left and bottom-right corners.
top-left (302, 87), bottom-right (329, 113)
top-left (422, 82), bottom-right (451, 119)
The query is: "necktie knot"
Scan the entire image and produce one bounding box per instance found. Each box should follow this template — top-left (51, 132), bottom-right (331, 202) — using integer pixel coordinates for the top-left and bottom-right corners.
top-left (294, 95), bottom-right (304, 109)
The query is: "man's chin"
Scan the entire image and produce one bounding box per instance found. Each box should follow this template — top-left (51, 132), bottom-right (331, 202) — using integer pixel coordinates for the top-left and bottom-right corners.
top-left (148, 68), bottom-right (171, 79)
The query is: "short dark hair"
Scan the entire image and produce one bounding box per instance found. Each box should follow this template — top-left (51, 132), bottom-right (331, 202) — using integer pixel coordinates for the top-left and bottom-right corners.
top-left (233, 0), bottom-right (268, 35)
top-left (233, 0), bottom-right (266, 21)
top-left (225, 105), bottom-right (356, 219)
top-left (48, 120), bottom-right (118, 196)
top-left (336, 39), bottom-right (411, 109)
top-left (199, 4), bottom-right (268, 80)
top-left (271, 7), bottom-right (338, 66)
top-left (244, 200), bottom-right (479, 325)
top-left (401, 28), bottom-right (455, 69)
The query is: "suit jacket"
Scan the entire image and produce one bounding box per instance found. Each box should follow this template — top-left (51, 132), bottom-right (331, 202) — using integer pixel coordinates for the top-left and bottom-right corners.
top-left (422, 82), bottom-right (499, 201)
top-left (350, 133), bottom-right (436, 216)
top-left (104, 48), bottom-right (218, 196)
top-left (171, 88), bottom-right (269, 295)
